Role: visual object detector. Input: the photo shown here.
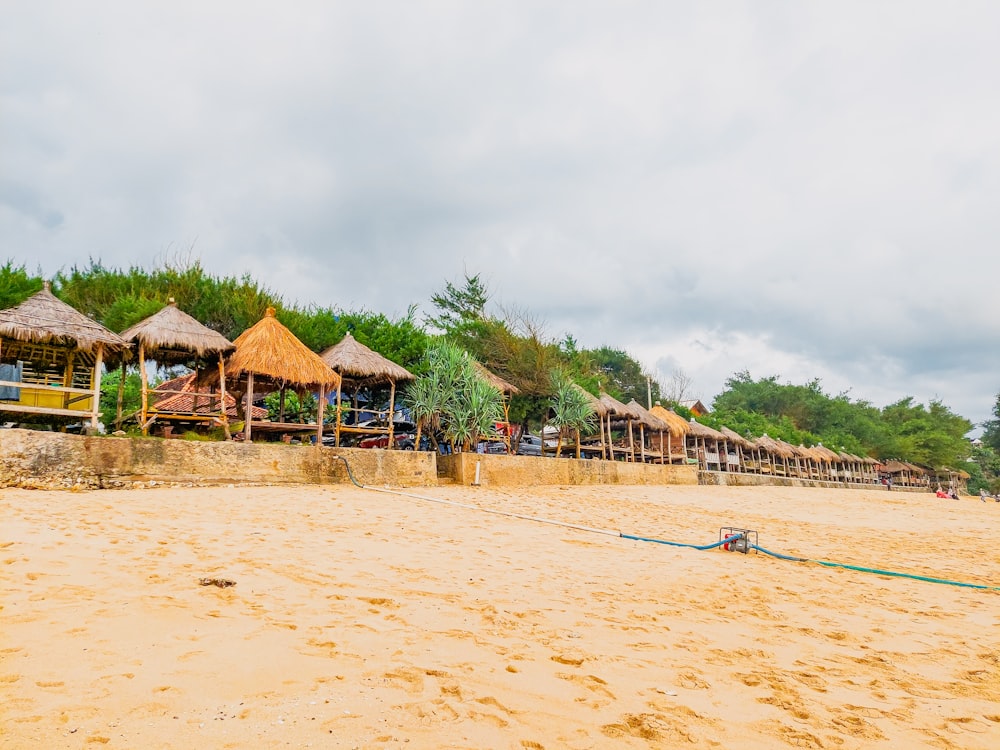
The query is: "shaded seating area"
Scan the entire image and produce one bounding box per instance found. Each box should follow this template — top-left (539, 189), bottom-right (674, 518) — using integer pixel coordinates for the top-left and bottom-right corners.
top-left (118, 299), bottom-right (235, 436)
top-left (599, 392), bottom-right (640, 461)
top-left (649, 403), bottom-right (692, 464)
top-left (0, 282), bottom-right (128, 430)
top-left (319, 332), bottom-right (415, 448)
top-left (222, 307), bottom-right (341, 444)
top-left (151, 373), bottom-right (268, 432)
top-left (624, 399), bottom-right (672, 463)
top-left (685, 418), bottom-right (727, 470)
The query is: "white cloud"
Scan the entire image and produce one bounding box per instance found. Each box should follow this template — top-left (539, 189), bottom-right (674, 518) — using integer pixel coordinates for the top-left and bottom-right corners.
top-left (2, 1), bottom-right (998, 429)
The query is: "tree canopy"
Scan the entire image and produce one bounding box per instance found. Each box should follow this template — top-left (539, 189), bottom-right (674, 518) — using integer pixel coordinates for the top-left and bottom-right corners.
top-left (3, 258), bottom-right (991, 482)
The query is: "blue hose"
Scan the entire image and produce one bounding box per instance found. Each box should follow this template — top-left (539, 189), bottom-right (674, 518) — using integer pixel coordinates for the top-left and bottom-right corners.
top-left (620, 532), bottom-right (742, 551)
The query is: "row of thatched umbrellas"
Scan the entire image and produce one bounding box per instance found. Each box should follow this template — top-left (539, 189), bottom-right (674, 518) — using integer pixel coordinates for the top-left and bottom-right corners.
top-left (122, 303), bottom-right (418, 444)
top-left (544, 389), bottom-right (886, 482)
top-left (0, 287), bottom-right (953, 483)
top-left (0, 286), bottom-right (415, 442)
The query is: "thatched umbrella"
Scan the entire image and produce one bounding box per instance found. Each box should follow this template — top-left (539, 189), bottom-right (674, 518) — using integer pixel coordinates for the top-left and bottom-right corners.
top-left (719, 426), bottom-right (754, 471)
top-left (753, 434), bottom-right (794, 475)
top-left (649, 402), bottom-right (690, 464)
top-left (226, 307), bottom-right (341, 443)
top-left (119, 299), bottom-right (235, 435)
top-left (685, 418), bottom-right (727, 470)
top-left (0, 281), bottom-right (129, 429)
top-left (624, 399), bottom-right (672, 463)
top-left (599, 392), bottom-right (636, 460)
top-left (319, 332), bottom-right (415, 448)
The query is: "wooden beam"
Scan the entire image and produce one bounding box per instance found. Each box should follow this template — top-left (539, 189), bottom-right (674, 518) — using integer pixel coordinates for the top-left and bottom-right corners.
top-left (217, 354), bottom-right (230, 440)
top-left (245, 371), bottom-right (254, 442)
top-left (90, 344), bottom-right (104, 430)
top-left (138, 343), bottom-right (149, 435)
top-left (0, 403), bottom-right (91, 418)
top-left (316, 383), bottom-right (325, 447)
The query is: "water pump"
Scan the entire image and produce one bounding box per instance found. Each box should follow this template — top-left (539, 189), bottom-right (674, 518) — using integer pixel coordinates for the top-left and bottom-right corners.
top-left (719, 527), bottom-right (758, 554)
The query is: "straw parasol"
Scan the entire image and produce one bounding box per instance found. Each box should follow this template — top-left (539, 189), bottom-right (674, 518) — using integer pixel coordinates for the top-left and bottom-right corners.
top-left (753, 434), bottom-right (795, 475)
top-left (599, 392), bottom-right (637, 460)
top-left (0, 282), bottom-right (129, 354)
top-left (716, 426), bottom-right (754, 470)
top-left (649, 402), bottom-right (691, 464)
top-left (685, 418), bottom-right (728, 470)
top-left (226, 307), bottom-right (341, 443)
top-left (119, 299), bottom-right (235, 434)
top-left (319, 332), bottom-right (415, 448)
top-left (624, 399), bottom-right (673, 463)
top-left (472, 361), bottom-right (520, 395)
top-left (0, 282), bottom-right (128, 429)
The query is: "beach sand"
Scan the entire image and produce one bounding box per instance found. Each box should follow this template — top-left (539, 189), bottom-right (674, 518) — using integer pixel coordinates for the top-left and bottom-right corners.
top-left (1, 482), bottom-right (998, 749)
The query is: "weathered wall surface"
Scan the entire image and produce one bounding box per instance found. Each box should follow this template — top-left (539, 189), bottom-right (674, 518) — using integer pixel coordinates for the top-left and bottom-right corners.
top-left (0, 429), bottom-right (437, 489)
top-left (699, 469), bottom-right (925, 492)
top-left (437, 452), bottom-right (699, 487)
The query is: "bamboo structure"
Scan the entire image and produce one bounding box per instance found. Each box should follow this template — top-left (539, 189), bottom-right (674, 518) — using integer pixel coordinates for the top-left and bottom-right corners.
top-left (319, 332), bottom-right (415, 448)
top-left (119, 299), bottom-right (234, 436)
top-left (648, 402), bottom-right (691, 464)
top-left (224, 308), bottom-right (340, 444)
top-left (0, 282), bottom-right (128, 430)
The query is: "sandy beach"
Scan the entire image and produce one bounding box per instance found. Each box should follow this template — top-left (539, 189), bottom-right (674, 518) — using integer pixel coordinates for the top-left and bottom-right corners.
top-left (1, 482), bottom-right (998, 749)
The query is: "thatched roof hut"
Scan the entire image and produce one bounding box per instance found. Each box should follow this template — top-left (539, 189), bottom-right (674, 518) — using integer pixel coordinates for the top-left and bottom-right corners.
top-left (685, 418), bottom-right (728, 470)
top-left (685, 418), bottom-right (726, 441)
top-left (597, 392), bottom-right (638, 460)
top-left (754, 434), bottom-right (794, 459)
top-left (624, 399), bottom-right (675, 463)
top-left (649, 403), bottom-right (690, 438)
top-left (719, 425), bottom-right (753, 450)
top-left (572, 383), bottom-right (607, 417)
top-left (319, 332), bottom-right (414, 387)
top-left (319, 332), bottom-right (415, 448)
top-left (473, 361), bottom-right (520, 395)
top-left (227, 308), bottom-right (340, 388)
top-left (120, 300), bottom-right (234, 361)
top-left (598, 392), bottom-right (632, 418)
top-left (226, 307), bottom-right (340, 442)
top-left (119, 300), bottom-right (235, 434)
top-left (0, 282), bottom-right (128, 429)
top-left (0, 282), bottom-right (128, 353)
top-left (646, 403), bottom-right (691, 464)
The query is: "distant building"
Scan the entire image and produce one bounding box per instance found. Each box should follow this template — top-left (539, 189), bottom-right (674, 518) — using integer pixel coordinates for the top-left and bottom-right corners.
top-left (680, 399), bottom-right (709, 416)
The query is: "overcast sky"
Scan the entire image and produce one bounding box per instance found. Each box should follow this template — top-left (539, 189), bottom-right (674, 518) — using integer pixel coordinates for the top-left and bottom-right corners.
top-left (3, 2), bottom-right (998, 432)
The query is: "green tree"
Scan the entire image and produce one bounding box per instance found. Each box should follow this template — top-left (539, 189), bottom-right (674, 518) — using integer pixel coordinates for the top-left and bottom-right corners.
top-left (982, 392), bottom-right (1000, 452)
top-left (403, 341), bottom-right (504, 452)
top-left (548, 370), bottom-right (597, 458)
top-left (98, 368), bottom-right (146, 430)
top-left (588, 346), bottom-right (658, 405)
top-left (0, 261), bottom-right (43, 309)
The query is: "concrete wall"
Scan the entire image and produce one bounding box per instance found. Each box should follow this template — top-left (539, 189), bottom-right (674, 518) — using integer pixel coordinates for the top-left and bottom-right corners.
top-left (0, 429), bottom-right (437, 489)
top-left (437, 452), bottom-right (699, 487)
top-left (699, 469), bottom-right (926, 492)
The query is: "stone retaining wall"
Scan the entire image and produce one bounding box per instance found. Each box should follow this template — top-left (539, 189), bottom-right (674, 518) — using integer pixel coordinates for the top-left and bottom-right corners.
top-left (0, 429), bottom-right (436, 489)
top-left (437, 452), bottom-right (699, 486)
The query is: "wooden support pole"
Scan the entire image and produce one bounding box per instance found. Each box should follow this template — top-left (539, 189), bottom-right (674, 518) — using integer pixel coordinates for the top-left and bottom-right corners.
top-left (245, 371), bottom-right (254, 442)
top-left (334, 381), bottom-right (343, 447)
top-left (316, 383), bottom-right (325, 447)
top-left (138, 344), bottom-right (149, 435)
top-left (90, 344), bottom-right (104, 431)
top-left (217, 354), bottom-right (231, 440)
